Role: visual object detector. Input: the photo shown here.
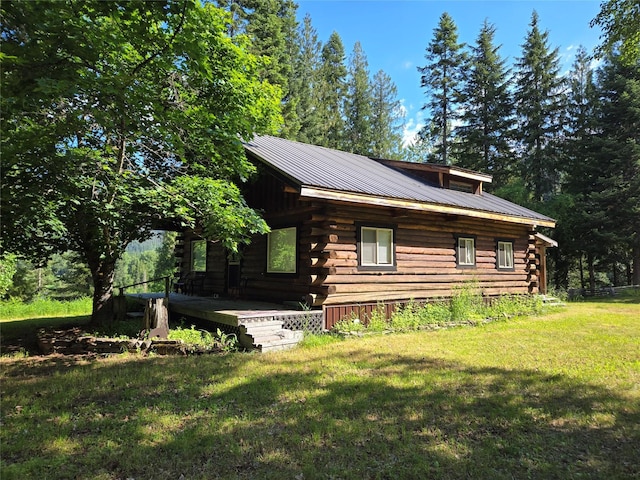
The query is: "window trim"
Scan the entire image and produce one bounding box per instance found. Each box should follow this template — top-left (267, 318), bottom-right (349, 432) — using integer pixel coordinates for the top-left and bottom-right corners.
top-left (449, 180), bottom-right (474, 193)
top-left (496, 240), bottom-right (515, 271)
top-left (456, 235), bottom-right (476, 268)
top-left (357, 224), bottom-right (396, 271)
top-left (266, 226), bottom-right (298, 275)
top-left (190, 239), bottom-right (207, 272)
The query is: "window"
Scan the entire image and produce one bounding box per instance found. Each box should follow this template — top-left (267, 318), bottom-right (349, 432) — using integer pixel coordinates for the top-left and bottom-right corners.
top-left (457, 237), bottom-right (475, 267)
top-left (449, 181), bottom-right (474, 193)
top-left (267, 227), bottom-right (297, 273)
top-left (360, 226), bottom-right (394, 267)
top-left (191, 240), bottom-right (207, 272)
top-left (497, 241), bottom-right (514, 270)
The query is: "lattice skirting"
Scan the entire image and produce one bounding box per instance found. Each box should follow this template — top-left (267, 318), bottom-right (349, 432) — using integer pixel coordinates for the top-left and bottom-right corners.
top-left (276, 311), bottom-right (325, 335)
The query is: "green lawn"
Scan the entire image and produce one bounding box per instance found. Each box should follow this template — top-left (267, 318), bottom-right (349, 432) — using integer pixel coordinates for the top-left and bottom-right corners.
top-left (1, 296), bottom-right (639, 479)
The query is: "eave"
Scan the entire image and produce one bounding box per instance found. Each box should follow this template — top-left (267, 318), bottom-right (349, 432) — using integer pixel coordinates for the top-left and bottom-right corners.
top-left (299, 186), bottom-right (556, 229)
top-left (376, 159), bottom-right (493, 183)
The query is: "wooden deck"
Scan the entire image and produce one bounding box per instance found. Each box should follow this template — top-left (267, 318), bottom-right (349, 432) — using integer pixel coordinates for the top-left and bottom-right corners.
top-left (127, 293), bottom-right (324, 351)
top-left (127, 293), bottom-right (307, 325)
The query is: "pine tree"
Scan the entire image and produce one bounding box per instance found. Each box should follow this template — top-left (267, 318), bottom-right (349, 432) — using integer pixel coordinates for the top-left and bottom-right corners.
top-left (318, 32), bottom-right (347, 149)
top-left (513, 11), bottom-right (566, 201)
top-left (213, 0), bottom-right (298, 136)
top-left (456, 20), bottom-right (514, 188)
top-left (292, 14), bottom-right (323, 144)
top-left (279, 0), bottom-right (302, 139)
top-left (344, 42), bottom-right (373, 155)
top-left (591, 55), bottom-right (640, 285)
top-left (563, 46), bottom-right (598, 187)
top-left (417, 12), bottom-right (466, 165)
top-left (370, 70), bottom-right (405, 159)
top-left (554, 47), bottom-right (599, 289)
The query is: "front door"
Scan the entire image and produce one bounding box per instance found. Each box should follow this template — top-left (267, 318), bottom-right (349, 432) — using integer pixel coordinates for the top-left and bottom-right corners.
top-left (226, 251), bottom-right (241, 297)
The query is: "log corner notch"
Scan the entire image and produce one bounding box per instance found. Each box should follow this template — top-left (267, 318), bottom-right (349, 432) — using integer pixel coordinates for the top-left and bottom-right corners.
top-left (527, 231), bottom-right (539, 294)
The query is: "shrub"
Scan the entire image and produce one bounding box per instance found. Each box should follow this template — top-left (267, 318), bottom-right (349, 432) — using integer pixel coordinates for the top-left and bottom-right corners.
top-left (332, 311), bottom-right (366, 334)
top-left (168, 325), bottom-right (239, 352)
top-left (449, 283), bottom-right (483, 322)
top-left (389, 300), bottom-right (422, 331)
top-left (332, 286), bottom-right (548, 336)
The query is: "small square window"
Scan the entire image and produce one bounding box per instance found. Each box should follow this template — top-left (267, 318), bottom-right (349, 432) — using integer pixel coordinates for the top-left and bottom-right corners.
top-left (497, 241), bottom-right (514, 270)
top-left (360, 227), bottom-right (394, 267)
top-left (267, 227), bottom-right (297, 273)
top-left (457, 237), bottom-right (475, 267)
top-left (191, 240), bottom-right (207, 272)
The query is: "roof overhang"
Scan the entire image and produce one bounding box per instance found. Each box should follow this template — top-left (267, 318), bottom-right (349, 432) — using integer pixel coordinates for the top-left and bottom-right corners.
top-left (377, 159), bottom-right (493, 183)
top-left (299, 186), bottom-right (556, 229)
top-left (534, 232), bottom-right (558, 247)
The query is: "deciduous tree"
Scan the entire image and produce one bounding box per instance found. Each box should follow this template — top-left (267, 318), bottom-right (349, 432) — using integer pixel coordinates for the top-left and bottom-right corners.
top-left (1, 1), bottom-right (281, 323)
top-left (591, 0), bottom-right (640, 65)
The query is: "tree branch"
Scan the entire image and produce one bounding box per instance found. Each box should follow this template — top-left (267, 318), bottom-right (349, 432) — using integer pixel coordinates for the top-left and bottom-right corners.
top-left (130, 1), bottom-right (189, 77)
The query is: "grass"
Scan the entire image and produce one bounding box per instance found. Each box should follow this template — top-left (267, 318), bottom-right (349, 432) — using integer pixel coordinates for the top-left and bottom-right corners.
top-left (0, 297), bottom-right (92, 321)
top-left (1, 293), bottom-right (639, 479)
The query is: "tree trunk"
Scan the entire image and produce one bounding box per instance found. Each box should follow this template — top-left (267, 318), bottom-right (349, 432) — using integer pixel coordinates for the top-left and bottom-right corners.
top-left (587, 253), bottom-right (596, 293)
top-left (579, 255), bottom-right (585, 289)
top-left (90, 261), bottom-right (117, 325)
top-left (633, 240), bottom-right (640, 286)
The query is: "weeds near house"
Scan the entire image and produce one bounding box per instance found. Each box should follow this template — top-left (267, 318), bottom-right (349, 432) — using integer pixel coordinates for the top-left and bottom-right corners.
top-left (449, 283), bottom-right (483, 321)
top-left (333, 289), bottom-right (549, 335)
top-left (215, 328), bottom-right (240, 353)
top-left (168, 325), bottom-right (239, 353)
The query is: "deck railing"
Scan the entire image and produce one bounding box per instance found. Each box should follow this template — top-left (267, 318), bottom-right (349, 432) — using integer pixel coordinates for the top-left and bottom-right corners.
top-left (116, 276), bottom-right (171, 299)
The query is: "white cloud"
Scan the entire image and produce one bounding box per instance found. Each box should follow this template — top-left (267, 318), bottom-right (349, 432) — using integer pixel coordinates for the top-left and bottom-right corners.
top-left (402, 109), bottom-right (424, 148)
top-left (402, 60), bottom-right (413, 69)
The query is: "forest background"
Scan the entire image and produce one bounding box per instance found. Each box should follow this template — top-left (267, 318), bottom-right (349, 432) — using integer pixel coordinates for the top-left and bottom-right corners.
top-left (1, 0), bottom-right (638, 303)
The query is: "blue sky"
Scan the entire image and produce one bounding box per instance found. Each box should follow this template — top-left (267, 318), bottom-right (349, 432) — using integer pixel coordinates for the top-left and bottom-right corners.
top-left (295, 0), bottom-right (604, 144)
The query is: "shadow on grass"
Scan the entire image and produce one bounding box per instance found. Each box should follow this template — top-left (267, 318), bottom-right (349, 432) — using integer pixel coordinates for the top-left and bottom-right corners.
top-left (0, 315), bottom-right (91, 355)
top-left (1, 347), bottom-right (638, 480)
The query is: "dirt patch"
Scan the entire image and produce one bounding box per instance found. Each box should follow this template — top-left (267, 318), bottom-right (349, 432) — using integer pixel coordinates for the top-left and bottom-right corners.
top-left (35, 328), bottom-right (222, 356)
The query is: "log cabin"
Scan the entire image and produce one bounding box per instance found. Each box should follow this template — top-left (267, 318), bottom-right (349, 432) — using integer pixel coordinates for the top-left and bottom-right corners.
top-left (175, 135), bottom-right (556, 329)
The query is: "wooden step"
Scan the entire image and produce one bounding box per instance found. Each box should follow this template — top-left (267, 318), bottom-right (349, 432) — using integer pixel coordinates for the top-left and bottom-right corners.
top-left (238, 316), bottom-right (304, 351)
top-left (257, 330), bottom-right (305, 352)
top-left (541, 295), bottom-right (566, 307)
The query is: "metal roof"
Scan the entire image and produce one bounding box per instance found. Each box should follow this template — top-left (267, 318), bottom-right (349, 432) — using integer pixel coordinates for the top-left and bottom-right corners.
top-left (244, 135), bottom-right (555, 227)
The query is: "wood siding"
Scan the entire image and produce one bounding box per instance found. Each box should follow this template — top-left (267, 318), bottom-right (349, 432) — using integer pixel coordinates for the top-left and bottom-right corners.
top-left (301, 202), bottom-right (538, 307)
top-left (175, 169), bottom-right (542, 326)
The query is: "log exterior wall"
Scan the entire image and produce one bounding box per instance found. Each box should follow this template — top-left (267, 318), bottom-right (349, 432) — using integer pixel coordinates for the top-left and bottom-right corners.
top-left (176, 170), bottom-right (542, 328)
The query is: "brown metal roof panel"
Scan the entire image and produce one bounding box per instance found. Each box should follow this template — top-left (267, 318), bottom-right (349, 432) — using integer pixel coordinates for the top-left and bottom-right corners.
top-left (243, 135), bottom-right (554, 224)
top-left (245, 136), bottom-right (442, 199)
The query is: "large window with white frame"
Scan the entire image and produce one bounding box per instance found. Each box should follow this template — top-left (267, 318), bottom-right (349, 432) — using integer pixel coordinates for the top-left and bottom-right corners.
top-left (267, 227), bottom-right (297, 274)
top-left (497, 240), bottom-right (514, 270)
top-left (359, 226), bottom-right (394, 269)
top-left (191, 239), bottom-right (207, 272)
top-left (456, 236), bottom-right (476, 267)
